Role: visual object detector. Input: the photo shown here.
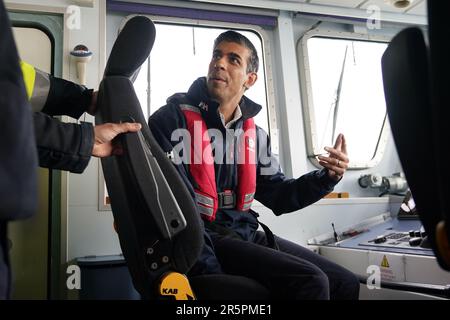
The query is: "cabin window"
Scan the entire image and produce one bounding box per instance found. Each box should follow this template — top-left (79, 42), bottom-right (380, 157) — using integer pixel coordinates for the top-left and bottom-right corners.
top-left (299, 35), bottom-right (389, 168)
top-left (133, 23), bottom-right (269, 133)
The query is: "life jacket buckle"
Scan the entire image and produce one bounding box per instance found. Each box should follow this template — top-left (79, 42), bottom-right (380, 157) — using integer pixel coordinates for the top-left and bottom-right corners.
top-left (165, 150), bottom-right (174, 161)
top-left (218, 190), bottom-right (236, 209)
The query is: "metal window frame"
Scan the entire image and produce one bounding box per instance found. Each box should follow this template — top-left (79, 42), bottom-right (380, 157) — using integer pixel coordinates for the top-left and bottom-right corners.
top-left (297, 28), bottom-right (391, 169)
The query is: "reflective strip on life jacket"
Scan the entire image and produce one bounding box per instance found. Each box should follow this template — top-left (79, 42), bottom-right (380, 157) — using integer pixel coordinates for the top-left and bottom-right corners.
top-left (179, 104), bottom-right (256, 221)
top-left (236, 118), bottom-right (257, 211)
top-left (195, 191), bottom-right (214, 207)
top-left (20, 61), bottom-right (50, 112)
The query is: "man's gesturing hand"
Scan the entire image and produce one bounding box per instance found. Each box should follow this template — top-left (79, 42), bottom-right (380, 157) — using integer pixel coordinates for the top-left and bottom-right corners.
top-left (317, 133), bottom-right (349, 181)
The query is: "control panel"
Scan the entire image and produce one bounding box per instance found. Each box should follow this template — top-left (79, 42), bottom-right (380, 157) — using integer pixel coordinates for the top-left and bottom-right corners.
top-left (359, 227), bottom-right (431, 250)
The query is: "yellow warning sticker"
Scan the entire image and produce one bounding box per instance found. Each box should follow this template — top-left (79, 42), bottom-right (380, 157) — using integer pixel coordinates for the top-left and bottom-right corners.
top-left (380, 255), bottom-right (390, 268)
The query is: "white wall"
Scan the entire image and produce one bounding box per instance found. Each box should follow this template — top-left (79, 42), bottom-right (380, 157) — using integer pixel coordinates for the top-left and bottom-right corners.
top-left (60, 0), bottom-right (121, 261)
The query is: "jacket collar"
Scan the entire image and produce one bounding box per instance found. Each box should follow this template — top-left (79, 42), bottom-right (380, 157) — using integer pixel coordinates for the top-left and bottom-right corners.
top-left (180, 77), bottom-right (262, 121)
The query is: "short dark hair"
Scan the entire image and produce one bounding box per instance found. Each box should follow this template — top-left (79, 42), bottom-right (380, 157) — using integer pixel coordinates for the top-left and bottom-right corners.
top-left (213, 30), bottom-right (259, 73)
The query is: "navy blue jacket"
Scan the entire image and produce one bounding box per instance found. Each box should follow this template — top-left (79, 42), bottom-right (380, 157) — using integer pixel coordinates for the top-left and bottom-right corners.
top-left (149, 77), bottom-right (338, 275)
top-left (1, 0), bottom-right (93, 296)
top-left (1, 0), bottom-right (38, 298)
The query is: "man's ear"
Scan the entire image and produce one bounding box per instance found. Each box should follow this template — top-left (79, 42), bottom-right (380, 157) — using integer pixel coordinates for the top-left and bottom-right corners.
top-left (244, 72), bottom-right (257, 90)
top-left (436, 221), bottom-right (450, 268)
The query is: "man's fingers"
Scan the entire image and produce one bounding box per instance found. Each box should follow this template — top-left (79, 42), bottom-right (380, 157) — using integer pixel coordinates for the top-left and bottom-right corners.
top-left (322, 148), bottom-right (349, 164)
top-left (320, 134), bottom-right (348, 181)
top-left (341, 134), bottom-right (347, 155)
top-left (93, 122), bottom-right (141, 158)
top-left (317, 155), bottom-right (348, 170)
top-left (113, 122), bottom-right (142, 134)
top-left (333, 133), bottom-right (343, 149)
top-left (318, 161), bottom-right (346, 176)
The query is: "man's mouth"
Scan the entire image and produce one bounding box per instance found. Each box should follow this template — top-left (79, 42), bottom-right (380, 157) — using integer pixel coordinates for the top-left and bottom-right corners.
top-left (209, 76), bottom-right (227, 83)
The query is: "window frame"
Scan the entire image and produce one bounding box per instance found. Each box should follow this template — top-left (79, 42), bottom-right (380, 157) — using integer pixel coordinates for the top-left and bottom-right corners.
top-left (297, 28), bottom-right (391, 169)
top-left (100, 13), bottom-right (277, 210)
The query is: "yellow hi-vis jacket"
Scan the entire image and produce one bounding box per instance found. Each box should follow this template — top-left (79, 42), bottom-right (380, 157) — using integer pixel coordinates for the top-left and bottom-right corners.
top-left (19, 61), bottom-right (50, 112)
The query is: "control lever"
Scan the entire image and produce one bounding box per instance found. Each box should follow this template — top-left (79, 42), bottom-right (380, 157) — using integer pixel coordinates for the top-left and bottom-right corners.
top-left (332, 223), bottom-right (340, 242)
top-left (409, 237), bottom-right (422, 246)
top-left (374, 235), bottom-right (387, 244)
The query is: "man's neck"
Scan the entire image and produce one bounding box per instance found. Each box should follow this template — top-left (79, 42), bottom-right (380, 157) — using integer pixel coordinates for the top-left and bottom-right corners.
top-left (218, 93), bottom-right (243, 124)
top-left (219, 103), bottom-right (238, 125)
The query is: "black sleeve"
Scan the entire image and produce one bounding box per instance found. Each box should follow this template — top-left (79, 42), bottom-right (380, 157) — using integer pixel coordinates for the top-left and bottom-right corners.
top-left (33, 112), bottom-right (94, 174)
top-left (0, 1), bottom-right (37, 222)
top-left (41, 75), bottom-right (93, 119)
top-left (255, 127), bottom-right (338, 215)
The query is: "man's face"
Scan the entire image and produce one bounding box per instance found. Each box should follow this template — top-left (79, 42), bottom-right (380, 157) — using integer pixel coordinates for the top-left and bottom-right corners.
top-left (206, 41), bottom-right (257, 105)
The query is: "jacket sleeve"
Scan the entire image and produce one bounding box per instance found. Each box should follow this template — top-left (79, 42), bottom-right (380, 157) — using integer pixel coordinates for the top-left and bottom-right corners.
top-left (29, 71), bottom-right (94, 173)
top-left (34, 112), bottom-right (94, 173)
top-left (40, 74), bottom-right (93, 119)
top-left (255, 127), bottom-right (338, 215)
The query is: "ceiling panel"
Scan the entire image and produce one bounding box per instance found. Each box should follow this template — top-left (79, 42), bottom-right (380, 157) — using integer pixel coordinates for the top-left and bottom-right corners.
top-left (360, 0), bottom-right (423, 13)
top-left (405, 0), bottom-right (426, 15)
top-left (309, 0), bottom-right (364, 7)
top-left (200, 0), bottom-right (427, 20)
top-left (278, 0), bottom-right (308, 3)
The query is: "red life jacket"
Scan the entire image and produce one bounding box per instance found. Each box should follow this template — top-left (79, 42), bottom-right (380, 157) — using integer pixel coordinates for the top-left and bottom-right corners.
top-left (179, 104), bottom-right (257, 221)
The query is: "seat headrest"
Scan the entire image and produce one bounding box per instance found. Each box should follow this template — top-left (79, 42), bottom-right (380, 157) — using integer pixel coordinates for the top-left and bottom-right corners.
top-left (104, 16), bottom-right (156, 78)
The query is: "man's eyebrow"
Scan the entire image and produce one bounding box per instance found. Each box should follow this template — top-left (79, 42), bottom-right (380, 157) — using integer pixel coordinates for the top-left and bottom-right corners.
top-left (228, 52), bottom-right (242, 61)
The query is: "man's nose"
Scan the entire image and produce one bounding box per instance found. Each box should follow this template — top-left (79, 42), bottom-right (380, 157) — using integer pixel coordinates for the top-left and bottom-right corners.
top-left (214, 57), bottom-right (226, 69)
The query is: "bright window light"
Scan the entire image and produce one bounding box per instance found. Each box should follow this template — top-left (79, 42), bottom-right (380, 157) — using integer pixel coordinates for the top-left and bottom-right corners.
top-left (307, 37), bottom-right (388, 164)
top-left (134, 24), bottom-right (269, 133)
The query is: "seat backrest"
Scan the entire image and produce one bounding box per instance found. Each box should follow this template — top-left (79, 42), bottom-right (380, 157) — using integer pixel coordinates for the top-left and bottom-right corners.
top-left (95, 16), bottom-right (203, 298)
top-left (427, 0), bottom-right (450, 260)
top-left (381, 26), bottom-right (449, 270)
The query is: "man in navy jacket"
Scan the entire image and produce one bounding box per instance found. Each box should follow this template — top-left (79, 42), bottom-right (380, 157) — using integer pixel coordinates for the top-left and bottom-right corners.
top-left (149, 30), bottom-right (359, 299)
